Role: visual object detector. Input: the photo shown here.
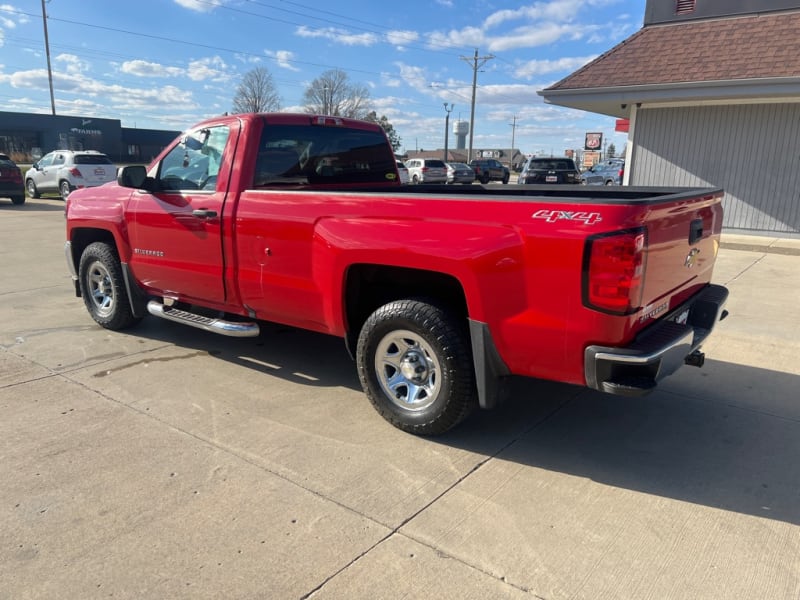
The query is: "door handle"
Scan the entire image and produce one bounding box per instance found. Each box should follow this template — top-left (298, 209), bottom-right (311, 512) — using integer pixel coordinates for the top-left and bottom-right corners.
top-left (192, 209), bottom-right (217, 218)
top-left (689, 218), bottom-right (703, 244)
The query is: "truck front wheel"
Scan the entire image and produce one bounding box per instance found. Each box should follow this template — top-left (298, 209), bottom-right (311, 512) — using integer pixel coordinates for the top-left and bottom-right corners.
top-left (78, 242), bottom-right (142, 330)
top-left (356, 299), bottom-right (477, 435)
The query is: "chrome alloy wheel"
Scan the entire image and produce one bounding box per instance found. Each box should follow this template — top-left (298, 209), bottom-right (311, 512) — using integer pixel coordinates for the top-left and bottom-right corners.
top-left (85, 259), bottom-right (116, 318)
top-left (374, 329), bottom-right (441, 411)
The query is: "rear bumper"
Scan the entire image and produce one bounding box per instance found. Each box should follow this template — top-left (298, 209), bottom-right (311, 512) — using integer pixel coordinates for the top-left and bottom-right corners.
top-left (584, 284), bottom-right (729, 396)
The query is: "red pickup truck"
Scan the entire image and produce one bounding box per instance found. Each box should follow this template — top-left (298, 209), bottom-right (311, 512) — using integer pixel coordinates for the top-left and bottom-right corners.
top-left (65, 112), bottom-right (728, 435)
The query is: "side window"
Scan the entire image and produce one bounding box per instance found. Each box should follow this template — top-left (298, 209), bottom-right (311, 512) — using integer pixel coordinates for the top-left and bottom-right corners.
top-left (158, 125), bottom-right (230, 191)
top-left (51, 153), bottom-right (65, 167)
top-left (37, 153), bottom-right (54, 168)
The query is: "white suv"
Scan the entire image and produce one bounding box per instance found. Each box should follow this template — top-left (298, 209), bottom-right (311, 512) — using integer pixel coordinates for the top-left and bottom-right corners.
top-left (404, 158), bottom-right (447, 184)
top-left (25, 150), bottom-right (116, 200)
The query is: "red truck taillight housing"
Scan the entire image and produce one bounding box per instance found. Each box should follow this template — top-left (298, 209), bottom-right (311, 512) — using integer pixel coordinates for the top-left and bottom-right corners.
top-left (582, 228), bottom-right (647, 315)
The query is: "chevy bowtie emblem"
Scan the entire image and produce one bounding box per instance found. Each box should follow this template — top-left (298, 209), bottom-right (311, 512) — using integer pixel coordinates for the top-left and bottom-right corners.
top-left (684, 247), bottom-right (700, 268)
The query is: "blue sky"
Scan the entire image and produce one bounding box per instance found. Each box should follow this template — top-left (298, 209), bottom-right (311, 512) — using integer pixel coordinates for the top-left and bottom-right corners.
top-left (0, 0), bottom-right (644, 155)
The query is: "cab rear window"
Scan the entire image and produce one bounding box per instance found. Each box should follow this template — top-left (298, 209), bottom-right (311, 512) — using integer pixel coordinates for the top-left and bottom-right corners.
top-left (254, 123), bottom-right (396, 186)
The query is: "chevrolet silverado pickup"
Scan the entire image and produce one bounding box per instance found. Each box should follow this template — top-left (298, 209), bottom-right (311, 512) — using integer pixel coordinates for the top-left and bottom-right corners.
top-left (65, 112), bottom-right (729, 435)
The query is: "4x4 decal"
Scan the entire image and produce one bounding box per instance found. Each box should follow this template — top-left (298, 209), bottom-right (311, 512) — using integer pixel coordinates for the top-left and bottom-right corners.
top-left (531, 209), bottom-right (603, 225)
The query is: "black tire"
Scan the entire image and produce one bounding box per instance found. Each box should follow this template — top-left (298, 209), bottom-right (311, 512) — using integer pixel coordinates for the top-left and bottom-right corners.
top-left (480, 174), bottom-right (490, 184)
top-left (356, 299), bottom-right (477, 435)
top-left (26, 179), bottom-right (40, 199)
top-left (59, 180), bottom-right (72, 201)
top-left (78, 242), bottom-right (142, 330)
top-left (11, 195), bottom-right (25, 205)
top-left (502, 174), bottom-right (510, 184)
top-left (412, 174), bottom-right (420, 184)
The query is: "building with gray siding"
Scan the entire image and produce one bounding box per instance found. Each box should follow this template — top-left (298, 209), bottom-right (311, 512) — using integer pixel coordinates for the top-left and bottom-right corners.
top-left (539, 0), bottom-right (800, 235)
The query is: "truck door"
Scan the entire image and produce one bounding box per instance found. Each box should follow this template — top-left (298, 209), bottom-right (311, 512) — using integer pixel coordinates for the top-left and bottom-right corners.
top-left (127, 123), bottom-right (235, 305)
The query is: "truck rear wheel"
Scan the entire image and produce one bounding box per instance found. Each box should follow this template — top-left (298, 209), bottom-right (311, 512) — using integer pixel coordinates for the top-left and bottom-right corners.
top-left (78, 242), bottom-right (142, 330)
top-left (356, 299), bottom-right (476, 435)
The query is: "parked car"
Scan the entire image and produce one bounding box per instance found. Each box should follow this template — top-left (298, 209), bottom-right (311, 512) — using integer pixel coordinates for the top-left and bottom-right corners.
top-left (446, 162), bottom-right (475, 184)
top-left (25, 150), bottom-right (117, 201)
top-left (0, 153), bottom-right (25, 205)
top-left (469, 158), bottom-right (510, 184)
top-left (517, 157), bottom-right (582, 184)
top-left (404, 158), bottom-right (447, 184)
top-left (582, 159), bottom-right (625, 185)
top-left (395, 159), bottom-right (409, 184)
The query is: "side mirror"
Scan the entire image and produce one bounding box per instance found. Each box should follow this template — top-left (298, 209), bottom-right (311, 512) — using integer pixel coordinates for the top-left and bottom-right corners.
top-left (117, 165), bottom-right (153, 191)
top-left (32, 162), bottom-right (40, 170)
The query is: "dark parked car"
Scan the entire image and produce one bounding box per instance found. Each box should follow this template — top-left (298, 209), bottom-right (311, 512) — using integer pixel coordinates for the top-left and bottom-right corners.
top-left (446, 162), bottom-right (475, 184)
top-left (0, 153), bottom-right (25, 205)
top-left (517, 157), bottom-right (582, 185)
top-left (582, 159), bottom-right (625, 185)
top-left (469, 158), bottom-right (510, 184)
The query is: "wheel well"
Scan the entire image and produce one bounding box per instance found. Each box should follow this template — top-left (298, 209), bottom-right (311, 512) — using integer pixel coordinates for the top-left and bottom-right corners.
top-left (68, 228), bottom-right (117, 272)
top-left (343, 264), bottom-right (468, 355)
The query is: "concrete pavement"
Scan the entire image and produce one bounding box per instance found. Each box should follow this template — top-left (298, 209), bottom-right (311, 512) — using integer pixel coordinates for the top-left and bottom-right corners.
top-left (1, 196), bottom-right (799, 599)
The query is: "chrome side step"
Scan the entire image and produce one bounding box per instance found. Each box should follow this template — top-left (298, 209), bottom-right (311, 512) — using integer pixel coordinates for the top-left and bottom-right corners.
top-left (147, 300), bottom-right (260, 338)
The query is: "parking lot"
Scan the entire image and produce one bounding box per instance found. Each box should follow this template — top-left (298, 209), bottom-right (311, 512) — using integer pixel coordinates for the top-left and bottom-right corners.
top-left (2, 196), bottom-right (799, 599)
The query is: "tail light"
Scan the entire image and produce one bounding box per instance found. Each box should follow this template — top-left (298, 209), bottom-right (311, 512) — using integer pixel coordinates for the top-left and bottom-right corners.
top-left (68, 167), bottom-right (83, 179)
top-left (582, 228), bottom-right (647, 315)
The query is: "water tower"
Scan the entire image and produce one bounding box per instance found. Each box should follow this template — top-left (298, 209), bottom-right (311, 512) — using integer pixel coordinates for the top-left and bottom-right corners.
top-left (453, 120), bottom-right (469, 150)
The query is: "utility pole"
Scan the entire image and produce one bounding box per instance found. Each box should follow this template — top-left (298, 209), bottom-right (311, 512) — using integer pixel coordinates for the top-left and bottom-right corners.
top-left (509, 114), bottom-right (518, 156)
top-left (443, 103), bottom-right (453, 162)
top-left (460, 49), bottom-right (494, 163)
top-left (41, 0), bottom-right (56, 115)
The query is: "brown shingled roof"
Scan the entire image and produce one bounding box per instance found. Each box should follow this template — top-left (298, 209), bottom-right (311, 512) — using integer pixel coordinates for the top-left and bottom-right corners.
top-left (548, 11), bottom-right (800, 91)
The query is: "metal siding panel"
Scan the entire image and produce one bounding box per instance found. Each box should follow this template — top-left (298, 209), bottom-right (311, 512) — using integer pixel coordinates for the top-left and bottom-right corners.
top-left (630, 104), bottom-right (800, 233)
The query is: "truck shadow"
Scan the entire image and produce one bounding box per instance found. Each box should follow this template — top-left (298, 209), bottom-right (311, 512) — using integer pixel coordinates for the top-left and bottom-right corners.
top-left (446, 361), bottom-right (800, 526)
top-left (128, 318), bottom-right (800, 526)
top-left (0, 197), bottom-right (65, 212)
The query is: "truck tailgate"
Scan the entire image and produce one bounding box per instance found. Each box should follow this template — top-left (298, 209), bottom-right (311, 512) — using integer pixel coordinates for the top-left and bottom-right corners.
top-left (638, 190), bottom-right (723, 325)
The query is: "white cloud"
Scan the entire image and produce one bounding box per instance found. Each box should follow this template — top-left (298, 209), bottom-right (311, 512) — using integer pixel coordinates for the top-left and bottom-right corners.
top-left (0, 3), bottom-right (29, 28)
top-left (394, 63), bottom-right (432, 93)
top-left (386, 30), bottom-right (419, 51)
top-left (187, 56), bottom-right (231, 82)
top-left (295, 26), bottom-right (377, 47)
top-left (426, 0), bottom-right (626, 52)
top-left (173, 0), bottom-right (225, 12)
top-left (266, 50), bottom-right (299, 72)
top-left (55, 54), bottom-right (89, 75)
top-left (121, 60), bottom-right (184, 78)
top-left (514, 56), bottom-right (597, 79)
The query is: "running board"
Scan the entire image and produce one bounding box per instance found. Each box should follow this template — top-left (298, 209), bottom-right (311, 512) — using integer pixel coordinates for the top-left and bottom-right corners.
top-left (147, 301), bottom-right (260, 338)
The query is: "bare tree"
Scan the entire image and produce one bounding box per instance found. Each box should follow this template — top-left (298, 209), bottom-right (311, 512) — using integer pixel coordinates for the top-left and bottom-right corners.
top-left (232, 67), bottom-right (281, 113)
top-left (365, 111), bottom-right (402, 152)
top-left (302, 69), bottom-right (371, 119)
